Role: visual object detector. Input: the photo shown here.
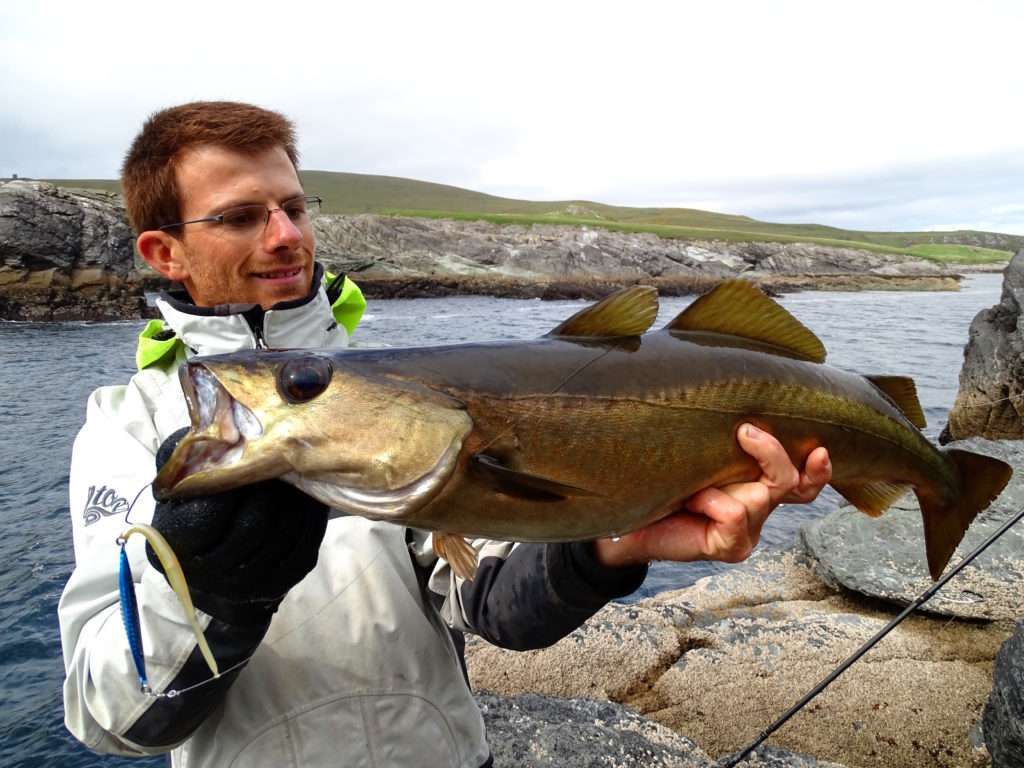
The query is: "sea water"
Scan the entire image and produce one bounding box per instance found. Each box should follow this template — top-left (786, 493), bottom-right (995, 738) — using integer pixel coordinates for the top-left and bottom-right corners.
top-left (0, 273), bottom-right (1004, 766)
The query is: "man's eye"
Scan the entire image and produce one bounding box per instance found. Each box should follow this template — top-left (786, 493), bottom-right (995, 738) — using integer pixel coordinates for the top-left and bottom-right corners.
top-left (221, 206), bottom-right (266, 227)
top-left (283, 201), bottom-right (307, 220)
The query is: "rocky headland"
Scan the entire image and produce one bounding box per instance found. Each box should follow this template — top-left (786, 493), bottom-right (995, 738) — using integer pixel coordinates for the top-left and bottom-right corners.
top-left (1, 180), bottom-right (964, 321)
top-left (944, 250), bottom-right (1024, 442)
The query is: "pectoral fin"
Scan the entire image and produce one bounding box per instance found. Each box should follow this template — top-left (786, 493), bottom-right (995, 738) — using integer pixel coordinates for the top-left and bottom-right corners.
top-left (434, 532), bottom-right (478, 582)
top-left (472, 453), bottom-right (601, 500)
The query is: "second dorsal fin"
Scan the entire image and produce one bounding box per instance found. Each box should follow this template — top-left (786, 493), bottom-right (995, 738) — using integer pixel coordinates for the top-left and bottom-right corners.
top-left (665, 280), bottom-right (826, 363)
top-left (865, 375), bottom-right (927, 428)
top-left (547, 285), bottom-right (659, 338)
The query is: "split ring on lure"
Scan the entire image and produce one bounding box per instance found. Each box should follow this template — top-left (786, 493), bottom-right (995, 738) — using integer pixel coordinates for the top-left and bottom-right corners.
top-left (118, 524), bottom-right (219, 692)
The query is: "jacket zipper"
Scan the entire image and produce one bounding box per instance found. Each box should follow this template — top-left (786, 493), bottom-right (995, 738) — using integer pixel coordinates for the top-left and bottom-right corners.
top-left (242, 306), bottom-right (268, 350)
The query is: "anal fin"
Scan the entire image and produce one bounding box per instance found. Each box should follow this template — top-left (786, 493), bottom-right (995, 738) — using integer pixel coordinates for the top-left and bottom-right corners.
top-left (832, 481), bottom-right (910, 517)
top-left (434, 532), bottom-right (479, 582)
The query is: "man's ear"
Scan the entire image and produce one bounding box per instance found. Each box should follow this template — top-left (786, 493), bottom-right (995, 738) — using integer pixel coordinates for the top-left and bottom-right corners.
top-left (137, 230), bottom-right (189, 282)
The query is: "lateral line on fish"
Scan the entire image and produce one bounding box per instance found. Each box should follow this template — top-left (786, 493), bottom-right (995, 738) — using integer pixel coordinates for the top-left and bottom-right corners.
top-left (487, 385), bottom-right (927, 453)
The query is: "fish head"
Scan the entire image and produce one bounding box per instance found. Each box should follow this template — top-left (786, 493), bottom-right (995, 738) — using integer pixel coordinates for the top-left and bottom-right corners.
top-left (152, 352), bottom-right (473, 521)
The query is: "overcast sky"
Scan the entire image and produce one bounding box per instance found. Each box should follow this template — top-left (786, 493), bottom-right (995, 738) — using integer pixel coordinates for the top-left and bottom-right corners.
top-left (3, 1), bottom-right (1022, 234)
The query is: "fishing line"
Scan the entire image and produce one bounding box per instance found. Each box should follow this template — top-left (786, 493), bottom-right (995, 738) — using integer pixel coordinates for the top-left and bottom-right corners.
top-left (124, 481), bottom-right (154, 525)
top-left (956, 391), bottom-right (1024, 409)
top-left (723, 503), bottom-right (1024, 767)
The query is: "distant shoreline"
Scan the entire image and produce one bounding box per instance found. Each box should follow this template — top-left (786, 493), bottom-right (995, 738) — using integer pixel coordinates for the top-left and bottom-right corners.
top-left (351, 272), bottom-right (964, 301)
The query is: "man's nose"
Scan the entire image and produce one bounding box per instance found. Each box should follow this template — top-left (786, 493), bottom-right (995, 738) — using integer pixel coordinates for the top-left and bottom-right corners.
top-left (263, 208), bottom-right (304, 249)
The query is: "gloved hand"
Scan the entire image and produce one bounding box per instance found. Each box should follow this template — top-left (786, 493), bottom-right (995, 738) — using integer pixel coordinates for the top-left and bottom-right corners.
top-left (147, 428), bottom-right (329, 626)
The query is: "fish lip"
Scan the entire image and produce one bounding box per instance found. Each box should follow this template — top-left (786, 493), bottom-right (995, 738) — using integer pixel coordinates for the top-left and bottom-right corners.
top-left (152, 363), bottom-right (263, 499)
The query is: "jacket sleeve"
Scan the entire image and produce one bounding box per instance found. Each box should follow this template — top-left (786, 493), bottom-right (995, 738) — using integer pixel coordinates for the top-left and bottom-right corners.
top-left (58, 382), bottom-right (268, 756)
top-left (421, 536), bottom-right (648, 651)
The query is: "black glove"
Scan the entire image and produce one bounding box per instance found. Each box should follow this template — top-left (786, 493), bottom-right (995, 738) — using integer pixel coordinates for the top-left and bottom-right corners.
top-left (147, 428), bottom-right (329, 626)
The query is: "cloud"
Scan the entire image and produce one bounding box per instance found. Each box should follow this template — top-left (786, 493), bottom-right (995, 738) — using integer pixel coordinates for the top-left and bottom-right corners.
top-left (2, 0), bottom-right (1022, 233)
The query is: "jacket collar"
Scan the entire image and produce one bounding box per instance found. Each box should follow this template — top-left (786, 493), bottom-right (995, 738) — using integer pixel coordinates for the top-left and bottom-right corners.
top-left (155, 263), bottom-right (348, 357)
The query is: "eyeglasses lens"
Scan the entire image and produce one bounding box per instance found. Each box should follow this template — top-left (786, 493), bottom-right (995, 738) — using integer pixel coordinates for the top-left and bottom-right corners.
top-left (222, 205), bottom-right (269, 229)
top-left (218, 197), bottom-right (320, 231)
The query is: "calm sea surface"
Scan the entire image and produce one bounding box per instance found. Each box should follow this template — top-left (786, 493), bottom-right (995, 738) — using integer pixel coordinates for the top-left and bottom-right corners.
top-left (0, 273), bottom-right (1004, 766)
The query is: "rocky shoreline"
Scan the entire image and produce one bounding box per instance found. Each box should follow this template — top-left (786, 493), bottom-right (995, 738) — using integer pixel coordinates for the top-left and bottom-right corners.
top-left (1, 180), bottom-right (968, 321)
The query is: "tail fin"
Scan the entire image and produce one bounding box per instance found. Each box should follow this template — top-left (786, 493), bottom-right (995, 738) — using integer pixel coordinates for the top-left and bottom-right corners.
top-left (918, 449), bottom-right (1012, 580)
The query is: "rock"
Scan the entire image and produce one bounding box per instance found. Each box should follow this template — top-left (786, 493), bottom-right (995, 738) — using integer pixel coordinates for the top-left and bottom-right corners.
top-left (467, 601), bottom-right (688, 701)
top-left (314, 216), bottom-right (963, 299)
top-left (0, 180), bottom-right (162, 320)
top-left (475, 692), bottom-right (712, 767)
top-left (470, 549), bottom-right (1005, 767)
top-left (800, 438), bottom-right (1024, 620)
top-left (0, 181), bottom-right (966, 319)
top-left (651, 549), bottom-right (834, 615)
top-left (945, 250), bottom-right (1024, 440)
top-left (644, 590), bottom-right (1006, 768)
top-left (475, 691), bottom-right (850, 767)
top-left (983, 621), bottom-right (1024, 767)
top-left (717, 746), bottom-right (847, 768)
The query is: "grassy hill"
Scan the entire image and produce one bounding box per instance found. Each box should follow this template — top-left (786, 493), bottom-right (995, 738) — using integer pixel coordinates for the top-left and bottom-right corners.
top-left (37, 171), bottom-right (1022, 263)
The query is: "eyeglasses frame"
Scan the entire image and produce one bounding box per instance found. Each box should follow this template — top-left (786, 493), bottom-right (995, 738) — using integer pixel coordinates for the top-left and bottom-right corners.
top-left (157, 195), bottom-right (322, 232)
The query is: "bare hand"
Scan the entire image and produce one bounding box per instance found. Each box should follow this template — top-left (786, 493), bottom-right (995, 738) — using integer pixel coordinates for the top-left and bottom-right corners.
top-left (593, 424), bottom-right (831, 568)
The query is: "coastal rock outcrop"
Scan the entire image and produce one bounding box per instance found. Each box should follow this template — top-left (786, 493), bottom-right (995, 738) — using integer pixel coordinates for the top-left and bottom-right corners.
top-left (984, 621), bottom-right (1024, 767)
top-left (945, 251), bottom-right (1024, 441)
top-left (0, 180), bottom-right (962, 320)
top-left (314, 215), bottom-right (960, 298)
top-left (474, 693), bottom-right (845, 767)
top-left (466, 548), bottom-right (1010, 768)
top-left (0, 180), bottom-right (160, 320)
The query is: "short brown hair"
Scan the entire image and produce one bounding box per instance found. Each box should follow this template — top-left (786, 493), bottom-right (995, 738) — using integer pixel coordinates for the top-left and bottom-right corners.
top-left (121, 101), bottom-right (299, 234)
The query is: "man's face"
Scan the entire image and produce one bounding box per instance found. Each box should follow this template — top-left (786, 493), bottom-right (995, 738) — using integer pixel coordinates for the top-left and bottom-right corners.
top-left (166, 145), bottom-right (316, 309)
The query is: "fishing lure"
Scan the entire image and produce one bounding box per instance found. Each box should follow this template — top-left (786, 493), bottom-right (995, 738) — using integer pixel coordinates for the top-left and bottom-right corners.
top-left (117, 524), bottom-right (219, 694)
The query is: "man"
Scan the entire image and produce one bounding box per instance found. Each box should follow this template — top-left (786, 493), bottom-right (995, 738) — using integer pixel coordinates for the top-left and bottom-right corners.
top-left (59, 101), bottom-right (831, 767)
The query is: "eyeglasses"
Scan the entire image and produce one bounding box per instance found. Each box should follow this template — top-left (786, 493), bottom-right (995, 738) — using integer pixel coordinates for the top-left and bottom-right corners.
top-left (159, 196), bottom-right (322, 233)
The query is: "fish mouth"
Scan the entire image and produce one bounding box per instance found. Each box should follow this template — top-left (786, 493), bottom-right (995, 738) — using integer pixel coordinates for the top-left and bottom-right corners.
top-left (153, 363), bottom-right (264, 499)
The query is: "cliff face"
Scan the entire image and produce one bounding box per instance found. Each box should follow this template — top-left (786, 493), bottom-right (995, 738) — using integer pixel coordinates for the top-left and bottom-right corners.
top-left (944, 251), bottom-right (1024, 440)
top-left (0, 181), bottom-right (159, 321)
top-left (0, 180), bottom-right (961, 321)
top-left (314, 215), bottom-right (960, 298)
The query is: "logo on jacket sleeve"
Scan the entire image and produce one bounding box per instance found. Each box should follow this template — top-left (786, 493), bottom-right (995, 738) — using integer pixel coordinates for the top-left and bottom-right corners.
top-left (83, 485), bottom-right (130, 525)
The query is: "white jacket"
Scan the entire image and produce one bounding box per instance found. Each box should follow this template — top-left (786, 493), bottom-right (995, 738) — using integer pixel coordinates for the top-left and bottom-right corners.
top-left (59, 271), bottom-right (648, 767)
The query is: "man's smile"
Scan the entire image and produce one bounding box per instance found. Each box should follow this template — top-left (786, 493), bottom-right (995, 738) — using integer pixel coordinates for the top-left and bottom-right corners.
top-left (252, 266), bottom-right (304, 281)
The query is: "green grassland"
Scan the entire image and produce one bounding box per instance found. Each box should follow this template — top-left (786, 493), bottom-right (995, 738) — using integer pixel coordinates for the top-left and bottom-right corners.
top-left (40, 171), bottom-right (1021, 264)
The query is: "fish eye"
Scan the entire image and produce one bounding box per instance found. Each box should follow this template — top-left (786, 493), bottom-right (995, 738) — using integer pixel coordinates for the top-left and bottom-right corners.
top-left (277, 357), bottom-right (333, 404)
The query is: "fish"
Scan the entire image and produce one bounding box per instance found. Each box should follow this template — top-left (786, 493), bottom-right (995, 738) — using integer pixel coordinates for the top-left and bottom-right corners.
top-left (153, 279), bottom-right (1013, 582)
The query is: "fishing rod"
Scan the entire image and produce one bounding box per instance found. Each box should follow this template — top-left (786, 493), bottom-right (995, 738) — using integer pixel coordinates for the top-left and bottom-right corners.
top-left (724, 502), bottom-right (1024, 768)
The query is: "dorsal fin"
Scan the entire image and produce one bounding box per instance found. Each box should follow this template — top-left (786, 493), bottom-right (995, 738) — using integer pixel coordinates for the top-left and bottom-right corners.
top-left (665, 280), bottom-right (826, 363)
top-left (547, 285), bottom-right (659, 338)
top-left (865, 375), bottom-right (927, 428)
